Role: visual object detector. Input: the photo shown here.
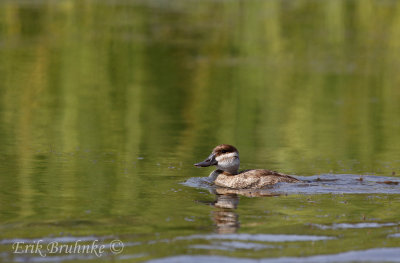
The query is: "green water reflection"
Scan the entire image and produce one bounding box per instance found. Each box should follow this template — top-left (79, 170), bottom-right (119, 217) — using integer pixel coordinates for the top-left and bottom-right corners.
top-left (1, 0), bottom-right (400, 262)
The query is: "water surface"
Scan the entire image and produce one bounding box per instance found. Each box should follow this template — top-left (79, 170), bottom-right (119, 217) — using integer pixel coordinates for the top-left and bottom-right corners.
top-left (1, 0), bottom-right (400, 262)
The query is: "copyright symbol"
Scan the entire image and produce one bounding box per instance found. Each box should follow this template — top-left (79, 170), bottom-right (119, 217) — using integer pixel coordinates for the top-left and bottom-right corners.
top-left (109, 240), bottom-right (124, 254)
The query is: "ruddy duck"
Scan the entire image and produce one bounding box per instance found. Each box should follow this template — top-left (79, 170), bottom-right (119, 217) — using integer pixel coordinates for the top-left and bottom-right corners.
top-left (194, 144), bottom-right (300, 189)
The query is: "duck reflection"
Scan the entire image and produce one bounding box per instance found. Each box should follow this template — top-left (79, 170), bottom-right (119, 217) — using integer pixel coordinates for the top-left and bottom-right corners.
top-left (210, 188), bottom-right (279, 234)
top-left (212, 193), bottom-right (239, 234)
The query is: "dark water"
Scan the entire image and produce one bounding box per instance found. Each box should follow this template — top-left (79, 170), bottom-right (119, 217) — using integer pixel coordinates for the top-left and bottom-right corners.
top-left (1, 0), bottom-right (400, 262)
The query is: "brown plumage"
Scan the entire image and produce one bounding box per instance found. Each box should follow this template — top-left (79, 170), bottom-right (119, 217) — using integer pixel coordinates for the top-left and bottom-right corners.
top-left (213, 144), bottom-right (238, 156)
top-left (214, 169), bottom-right (300, 189)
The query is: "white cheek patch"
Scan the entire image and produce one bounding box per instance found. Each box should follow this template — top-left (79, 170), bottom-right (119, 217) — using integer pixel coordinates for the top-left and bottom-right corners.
top-left (215, 152), bottom-right (240, 173)
top-left (216, 152), bottom-right (238, 162)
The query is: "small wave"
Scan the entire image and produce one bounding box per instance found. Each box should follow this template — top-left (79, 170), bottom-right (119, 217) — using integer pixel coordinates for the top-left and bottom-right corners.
top-left (310, 222), bottom-right (398, 230)
top-left (145, 247), bottom-right (400, 263)
top-left (189, 241), bottom-right (275, 251)
top-left (174, 233), bottom-right (335, 242)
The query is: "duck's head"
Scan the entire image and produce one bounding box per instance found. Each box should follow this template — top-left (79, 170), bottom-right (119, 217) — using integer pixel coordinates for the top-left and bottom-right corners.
top-left (194, 144), bottom-right (240, 174)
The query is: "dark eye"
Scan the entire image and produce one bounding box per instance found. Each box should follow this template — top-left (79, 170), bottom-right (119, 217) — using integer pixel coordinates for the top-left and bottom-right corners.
top-left (221, 150), bottom-right (228, 153)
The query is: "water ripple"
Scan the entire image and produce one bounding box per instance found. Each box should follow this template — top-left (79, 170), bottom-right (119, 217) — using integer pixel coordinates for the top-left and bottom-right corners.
top-left (146, 247), bottom-right (400, 263)
top-left (183, 174), bottom-right (400, 195)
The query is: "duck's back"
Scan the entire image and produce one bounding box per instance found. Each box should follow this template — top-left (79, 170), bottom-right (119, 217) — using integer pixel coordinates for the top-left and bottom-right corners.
top-left (214, 169), bottom-right (299, 189)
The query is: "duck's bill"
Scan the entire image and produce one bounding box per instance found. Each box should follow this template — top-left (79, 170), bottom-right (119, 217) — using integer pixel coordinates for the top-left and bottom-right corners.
top-left (194, 153), bottom-right (217, 167)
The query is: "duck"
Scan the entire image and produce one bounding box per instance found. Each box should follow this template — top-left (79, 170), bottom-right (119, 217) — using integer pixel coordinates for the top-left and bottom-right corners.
top-left (194, 144), bottom-right (300, 189)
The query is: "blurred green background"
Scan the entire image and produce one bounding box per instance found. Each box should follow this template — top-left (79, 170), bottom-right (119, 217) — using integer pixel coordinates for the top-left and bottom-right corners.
top-left (1, 0), bottom-right (400, 262)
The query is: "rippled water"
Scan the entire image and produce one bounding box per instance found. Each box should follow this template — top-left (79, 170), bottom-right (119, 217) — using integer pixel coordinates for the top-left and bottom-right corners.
top-left (1, 0), bottom-right (400, 262)
top-left (147, 248), bottom-right (400, 263)
top-left (184, 174), bottom-right (400, 195)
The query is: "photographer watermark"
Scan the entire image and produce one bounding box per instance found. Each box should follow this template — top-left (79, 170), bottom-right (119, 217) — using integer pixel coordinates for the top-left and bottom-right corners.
top-left (12, 239), bottom-right (124, 257)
